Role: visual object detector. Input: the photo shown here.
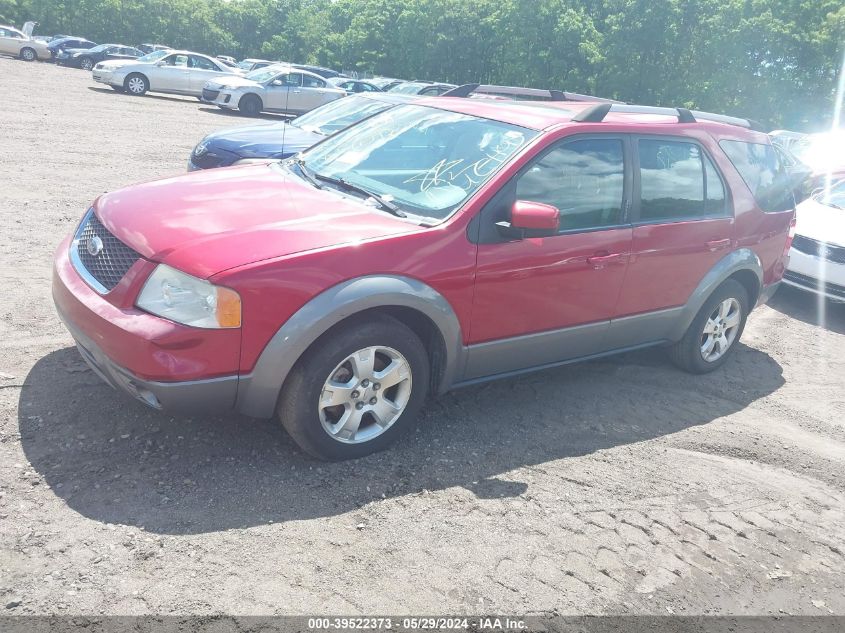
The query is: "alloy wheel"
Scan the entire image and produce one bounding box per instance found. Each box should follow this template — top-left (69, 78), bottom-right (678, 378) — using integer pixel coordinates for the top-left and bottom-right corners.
top-left (700, 298), bottom-right (741, 362)
top-left (81, 58), bottom-right (93, 70)
top-left (318, 346), bottom-right (412, 444)
top-left (21, 48), bottom-right (35, 61)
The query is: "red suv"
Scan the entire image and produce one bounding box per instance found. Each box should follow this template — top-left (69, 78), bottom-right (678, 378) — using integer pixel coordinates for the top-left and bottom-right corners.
top-left (53, 99), bottom-right (796, 460)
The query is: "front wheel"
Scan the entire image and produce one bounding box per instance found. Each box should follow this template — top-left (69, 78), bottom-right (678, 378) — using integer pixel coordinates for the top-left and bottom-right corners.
top-left (124, 73), bottom-right (149, 96)
top-left (669, 279), bottom-right (749, 373)
top-left (20, 47), bottom-right (37, 62)
top-left (238, 93), bottom-right (263, 116)
top-left (79, 57), bottom-right (94, 71)
top-left (278, 316), bottom-right (430, 460)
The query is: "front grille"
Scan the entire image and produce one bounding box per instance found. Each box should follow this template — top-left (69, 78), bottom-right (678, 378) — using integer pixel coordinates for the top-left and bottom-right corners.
top-left (202, 88), bottom-right (220, 101)
top-left (783, 270), bottom-right (845, 300)
top-left (190, 145), bottom-right (238, 169)
top-left (792, 235), bottom-right (845, 265)
top-left (74, 212), bottom-right (141, 292)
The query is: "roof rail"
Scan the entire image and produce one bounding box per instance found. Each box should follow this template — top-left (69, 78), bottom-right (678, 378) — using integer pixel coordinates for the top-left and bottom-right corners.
top-left (440, 83), bottom-right (621, 103)
top-left (571, 103), bottom-right (764, 131)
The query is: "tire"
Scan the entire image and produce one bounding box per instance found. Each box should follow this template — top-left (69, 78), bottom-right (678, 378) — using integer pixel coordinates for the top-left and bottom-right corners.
top-left (124, 73), bottom-right (149, 96)
top-left (668, 279), bottom-right (749, 374)
top-left (79, 57), bottom-right (94, 71)
top-left (238, 93), bottom-right (263, 116)
top-left (278, 315), bottom-right (430, 460)
top-left (20, 47), bottom-right (37, 62)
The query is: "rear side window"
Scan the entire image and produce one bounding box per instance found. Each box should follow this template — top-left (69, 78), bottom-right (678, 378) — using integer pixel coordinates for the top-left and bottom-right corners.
top-left (638, 139), bottom-right (727, 221)
top-left (302, 75), bottom-right (325, 88)
top-left (719, 140), bottom-right (794, 212)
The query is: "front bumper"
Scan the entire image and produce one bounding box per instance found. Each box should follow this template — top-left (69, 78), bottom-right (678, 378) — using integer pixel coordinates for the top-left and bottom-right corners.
top-left (52, 234), bottom-right (242, 411)
top-left (58, 305), bottom-right (240, 411)
top-left (92, 70), bottom-right (118, 85)
top-left (201, 88), bottom-right (238, 109)
top-left (784, 247), bottom-right (845, 302)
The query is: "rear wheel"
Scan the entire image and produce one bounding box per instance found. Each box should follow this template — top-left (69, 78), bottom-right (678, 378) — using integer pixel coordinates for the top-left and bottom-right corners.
top-left (20, 47), bottom-right (36, 62)
top-left (278, 316), bottom-right (429, 460)
top-left (124, 73), bottom-right (149, 96)
top-left (238, 93), bottom-right (263, 116)
top-left (79, 57), bottom-right (94, 71)
top-left (669, 279), bottom-right (749, 373)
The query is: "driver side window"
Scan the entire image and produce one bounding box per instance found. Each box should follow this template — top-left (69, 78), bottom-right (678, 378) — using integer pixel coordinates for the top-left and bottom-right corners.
top-left (515, 138), bottom-right (626, 231)
top-left (165, 54), bottom-right (189, 67)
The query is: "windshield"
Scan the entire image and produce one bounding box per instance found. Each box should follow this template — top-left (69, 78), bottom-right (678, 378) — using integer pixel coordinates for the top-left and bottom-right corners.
top-left (792, 131), bottom-right (845, 171)
top-left (295, 104), bottom-right (536, 221)
top-left (246, 67), bottom-right (284, 83)
top-left (293, 96), bottom-right (393, 136)
top-left (389, 82), bottom-right (427, 94)
top-left (815, 180), bottom-right (845, 209)
top-left (137, 49), bottom-right (169, 63)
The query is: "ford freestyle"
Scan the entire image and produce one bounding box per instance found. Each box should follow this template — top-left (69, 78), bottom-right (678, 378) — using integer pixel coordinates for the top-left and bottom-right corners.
top-left (53, 98), bottom-right (796, 460)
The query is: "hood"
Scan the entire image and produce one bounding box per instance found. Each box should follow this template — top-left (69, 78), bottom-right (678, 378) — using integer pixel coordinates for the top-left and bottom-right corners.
top-left (202, 121), bottom-right (322, 159)
top-left (97, 59), bottom-right (136, 70)
top-left (795, 196), bottom-right (845, 248)
top-left (94, 164), bottom-right (423, 278)
top-left (206, 75), bottom-right (263, 90)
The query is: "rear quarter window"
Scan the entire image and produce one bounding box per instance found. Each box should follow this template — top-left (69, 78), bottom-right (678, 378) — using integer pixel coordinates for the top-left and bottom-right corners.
top-left (719, 140), bottom-right (794, 212)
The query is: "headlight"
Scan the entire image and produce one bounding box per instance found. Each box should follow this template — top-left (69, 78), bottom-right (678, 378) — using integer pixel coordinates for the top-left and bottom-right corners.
top-left (136, 264), bottom-right (241, 328)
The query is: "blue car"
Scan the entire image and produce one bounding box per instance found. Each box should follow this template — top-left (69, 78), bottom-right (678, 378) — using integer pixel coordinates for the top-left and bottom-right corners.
top-left (188, 93), bottom-right (414, 171)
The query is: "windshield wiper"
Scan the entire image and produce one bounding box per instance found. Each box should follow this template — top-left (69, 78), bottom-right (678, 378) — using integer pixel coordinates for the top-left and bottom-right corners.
top-left (291, 158), bottom-right (322, 189)
top-left (314, 173), bottom-right (407, 218)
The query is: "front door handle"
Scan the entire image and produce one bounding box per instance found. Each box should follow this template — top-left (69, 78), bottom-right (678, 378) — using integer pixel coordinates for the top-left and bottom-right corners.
top-left (706, 238), bottom-right (732, 251)
top-left (586, 252), bottom-right (626, 268)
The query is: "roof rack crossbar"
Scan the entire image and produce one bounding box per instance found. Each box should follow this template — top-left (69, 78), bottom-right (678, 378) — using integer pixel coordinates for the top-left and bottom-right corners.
top-left (572, 103), bottom-right (761, 130)
top-left (440, 83), bottom-right (621, 102)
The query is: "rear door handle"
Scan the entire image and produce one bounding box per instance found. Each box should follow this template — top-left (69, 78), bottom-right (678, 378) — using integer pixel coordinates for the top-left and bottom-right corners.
top-left (586, 252), bottom-right (626, 267)
top-left (706, 238), bottom-right (732, 251)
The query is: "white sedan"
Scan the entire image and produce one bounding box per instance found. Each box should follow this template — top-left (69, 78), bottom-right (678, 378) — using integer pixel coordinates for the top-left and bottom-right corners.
top-left (783, 179), bottom-right (845, 302)
top-left (92, 49), bottom-right (240, 97)
top-left (201, 65), bottom-right (346, 116)
top-left (0, 24), bottom-right (50, 61)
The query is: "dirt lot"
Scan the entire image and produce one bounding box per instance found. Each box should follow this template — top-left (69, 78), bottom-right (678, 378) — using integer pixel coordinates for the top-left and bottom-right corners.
top-left (1, 57), bottom-right (845, 618)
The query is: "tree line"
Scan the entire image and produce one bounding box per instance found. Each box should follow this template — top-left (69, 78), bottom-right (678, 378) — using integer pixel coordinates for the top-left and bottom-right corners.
top-left (1, 0), bottom-right (843, 130)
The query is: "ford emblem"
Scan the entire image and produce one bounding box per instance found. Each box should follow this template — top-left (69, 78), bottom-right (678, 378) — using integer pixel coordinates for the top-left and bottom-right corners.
top-left (87, 235), bottom-right (104, 257)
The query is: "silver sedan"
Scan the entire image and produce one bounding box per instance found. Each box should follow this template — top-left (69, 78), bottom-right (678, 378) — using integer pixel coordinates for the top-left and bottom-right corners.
top-left (201, 65), bottom-right (347, 116)
top-left (92, 49), bottom-right (241, 97)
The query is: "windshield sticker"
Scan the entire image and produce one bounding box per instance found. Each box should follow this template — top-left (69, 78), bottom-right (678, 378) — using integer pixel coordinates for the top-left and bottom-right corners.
top-left (404, 131), bottom-right (525, 193)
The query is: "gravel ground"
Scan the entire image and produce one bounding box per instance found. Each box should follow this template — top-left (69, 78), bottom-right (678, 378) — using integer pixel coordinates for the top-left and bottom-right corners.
top-left (1, 57), bottom-right (844, 618)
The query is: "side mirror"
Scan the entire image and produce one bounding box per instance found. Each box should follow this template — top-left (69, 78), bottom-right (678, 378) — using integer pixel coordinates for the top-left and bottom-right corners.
top-left (496, 200), bottom-right (560, 239)
top-left (271, 79), bottom-right (284, 86)
top-left (155, 60), bottom-right (166, 66)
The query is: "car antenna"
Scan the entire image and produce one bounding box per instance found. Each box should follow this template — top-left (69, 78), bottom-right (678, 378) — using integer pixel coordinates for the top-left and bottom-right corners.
top-left (281, 67), bottom-right (289, 158)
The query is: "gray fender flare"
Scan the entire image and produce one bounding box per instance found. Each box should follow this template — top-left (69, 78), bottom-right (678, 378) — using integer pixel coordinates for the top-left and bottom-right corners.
top-left (235, 275), bottom-right (465, 419)
top-left (668, 248), bottom-right (763, 341)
